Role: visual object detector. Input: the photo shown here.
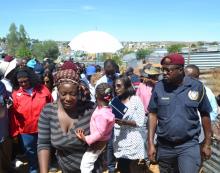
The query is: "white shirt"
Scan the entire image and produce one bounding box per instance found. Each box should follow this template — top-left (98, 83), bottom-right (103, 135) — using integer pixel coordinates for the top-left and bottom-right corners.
top-left (113, 96), bottom-right (147, 160)
top-left (89, 83), bottom-right (96, 102)
top-left (95, 75), bottom-right (109, 88)
top-left (95, 73), bottom-right (119, 88)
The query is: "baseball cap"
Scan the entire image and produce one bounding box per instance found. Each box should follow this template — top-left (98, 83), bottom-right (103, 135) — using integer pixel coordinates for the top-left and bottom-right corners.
top-left (86, 65), bottom-right (96, 76)
top-left (27, 59), bottom-right (37, 69)
top-left (34, 63), bottom-right (44, 74)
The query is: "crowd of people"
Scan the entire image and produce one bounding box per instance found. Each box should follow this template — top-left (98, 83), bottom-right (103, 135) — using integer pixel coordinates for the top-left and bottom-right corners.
top-left (0, 53), bottom-right (219, 173)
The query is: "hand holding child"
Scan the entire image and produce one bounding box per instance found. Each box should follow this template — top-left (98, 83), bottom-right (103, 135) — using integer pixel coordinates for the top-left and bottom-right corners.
top-left (75, 128), bottom-right (86, 142)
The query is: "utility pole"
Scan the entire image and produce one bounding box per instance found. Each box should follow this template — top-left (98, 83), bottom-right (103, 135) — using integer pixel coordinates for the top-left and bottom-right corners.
top-left (187, 43), bottom-right (191, 65)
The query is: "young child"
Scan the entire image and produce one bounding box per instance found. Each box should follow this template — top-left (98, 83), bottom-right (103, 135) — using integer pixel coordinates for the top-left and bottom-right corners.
top-left (75, 83), bottom-right (115, 173)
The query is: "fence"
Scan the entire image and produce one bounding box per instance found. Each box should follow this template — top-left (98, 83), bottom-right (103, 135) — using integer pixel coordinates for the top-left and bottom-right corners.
top-left (199, 68), bottom-right (220, 96)
top-left (203, 139), bottom-right (220, 173)
top-left (182, 51), bottom-right (220, 70)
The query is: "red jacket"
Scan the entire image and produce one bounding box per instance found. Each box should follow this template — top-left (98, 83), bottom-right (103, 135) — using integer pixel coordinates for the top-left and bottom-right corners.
top-left (10, 85), bottom-right (53, 136)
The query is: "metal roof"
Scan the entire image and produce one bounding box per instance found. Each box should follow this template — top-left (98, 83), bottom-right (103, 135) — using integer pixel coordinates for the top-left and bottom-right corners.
top-left (148, 51), bottom-right (220, 70)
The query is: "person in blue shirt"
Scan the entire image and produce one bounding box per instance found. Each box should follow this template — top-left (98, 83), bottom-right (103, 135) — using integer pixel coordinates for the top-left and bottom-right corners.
top-left (148, 53), bottom-right (212, 173)
top-left (184, 64), bottom-right (218, 121)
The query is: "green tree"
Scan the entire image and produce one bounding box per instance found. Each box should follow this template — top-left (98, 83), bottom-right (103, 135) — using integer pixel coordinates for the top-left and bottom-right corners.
top-left (111, 54), bottom-right (123, 65)
top-left (136, 48), bottom-right (152, 60)
top-left (43, 40), bottom-right (60, 60)
top-left (99, 53), bottom-right (109, 61)
top-left (6, 23), bottom-right (19, 56)
top-left (197, 41), bottom-right (205, 46)
top-left (191, 43), bottom-right (197, 48)
top-left (16, 44), bottom-right (32, 58)
top-left (99, 53), bottom-right (123, 65)
top-left (32, 40), bottom-right (59, 60)
top-left (167, 44), bottom-right (183, 53)
top-left (6, 23), bottom-right (31, 57)
top-left (31, 42), bottom-right (45, 59)
top-left (18, 24), bottom-right (30, 47)
top-left (16, 25), bottom-right (31, 58)
top-left (120, 47), bottom-right (134, 56)
top-left (210, 41), bottom-right (218, 45)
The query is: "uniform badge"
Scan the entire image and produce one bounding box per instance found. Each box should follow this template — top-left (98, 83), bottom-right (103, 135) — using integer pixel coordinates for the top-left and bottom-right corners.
top-left (188, 90), bottom-right (199, 101)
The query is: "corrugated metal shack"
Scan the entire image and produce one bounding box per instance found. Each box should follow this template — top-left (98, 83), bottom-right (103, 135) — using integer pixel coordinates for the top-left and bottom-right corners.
top-left (182, 51), bottom-right (220, 70)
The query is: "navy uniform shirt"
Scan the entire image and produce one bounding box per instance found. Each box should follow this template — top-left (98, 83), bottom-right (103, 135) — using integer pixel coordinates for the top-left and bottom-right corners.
top-left (148, 76), bottom-right (212, 143)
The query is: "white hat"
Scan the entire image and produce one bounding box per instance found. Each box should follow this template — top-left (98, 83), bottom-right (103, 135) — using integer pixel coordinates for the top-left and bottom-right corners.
top-left (0, 59), bottom-right (17, 77)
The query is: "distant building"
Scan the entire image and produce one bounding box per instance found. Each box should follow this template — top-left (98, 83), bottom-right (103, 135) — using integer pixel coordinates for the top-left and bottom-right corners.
top-left (151, 48), bottom-right (168, 57)
top-left (207, 45), bottom-right (219, 52)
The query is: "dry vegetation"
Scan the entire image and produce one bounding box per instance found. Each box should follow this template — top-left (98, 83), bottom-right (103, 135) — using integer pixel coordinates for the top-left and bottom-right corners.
top-left (200, 67), bottom-right (220, 96)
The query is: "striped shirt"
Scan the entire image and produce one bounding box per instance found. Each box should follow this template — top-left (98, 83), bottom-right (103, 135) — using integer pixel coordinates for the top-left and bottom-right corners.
top-left (38, 102), bottom-right (95, 173)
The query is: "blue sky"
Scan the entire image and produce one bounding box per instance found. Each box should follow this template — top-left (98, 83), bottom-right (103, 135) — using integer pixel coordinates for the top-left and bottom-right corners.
top-left (0, 0), bottom-right (220, 41)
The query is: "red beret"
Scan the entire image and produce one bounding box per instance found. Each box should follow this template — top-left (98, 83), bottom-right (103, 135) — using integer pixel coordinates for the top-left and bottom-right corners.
top-left (4, 55), bottom-right (14, 62)
top-left (161, 53), bottom-right (184, 65)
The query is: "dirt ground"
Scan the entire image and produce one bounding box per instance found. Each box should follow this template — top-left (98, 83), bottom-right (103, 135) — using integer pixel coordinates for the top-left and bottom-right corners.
top-left (17, 164), bottom-right (160, 173)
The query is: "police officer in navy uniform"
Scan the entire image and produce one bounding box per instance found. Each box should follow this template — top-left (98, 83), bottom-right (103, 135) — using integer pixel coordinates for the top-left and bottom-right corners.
top-left (147, 53), bottom-right (212, 173)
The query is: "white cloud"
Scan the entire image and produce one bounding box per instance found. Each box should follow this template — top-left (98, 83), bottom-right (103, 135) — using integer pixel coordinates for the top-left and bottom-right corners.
top-left (81, 5), bottom-right (96, 11)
